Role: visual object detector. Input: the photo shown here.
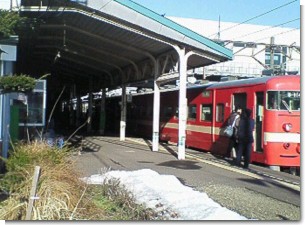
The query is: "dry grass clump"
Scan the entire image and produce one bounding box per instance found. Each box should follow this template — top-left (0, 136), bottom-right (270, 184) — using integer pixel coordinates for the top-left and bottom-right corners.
top-left (0, 141), bottom-right (87, 220)
top-left (0, 141), bottom-right (164, 220)
top-left (92, 178), bottom-right (159, 220)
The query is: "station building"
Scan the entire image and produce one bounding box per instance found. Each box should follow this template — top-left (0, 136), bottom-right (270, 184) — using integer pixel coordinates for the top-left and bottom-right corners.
top-left (169, 17), bottom-right (300, 78)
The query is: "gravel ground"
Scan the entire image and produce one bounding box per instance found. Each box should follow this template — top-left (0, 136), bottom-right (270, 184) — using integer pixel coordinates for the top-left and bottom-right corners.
top-left (197, 183), bottom-right (300, 220)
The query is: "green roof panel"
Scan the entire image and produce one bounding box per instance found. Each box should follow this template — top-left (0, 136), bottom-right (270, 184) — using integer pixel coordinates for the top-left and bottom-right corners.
top-left (114, 0), bottom-right (233, 59)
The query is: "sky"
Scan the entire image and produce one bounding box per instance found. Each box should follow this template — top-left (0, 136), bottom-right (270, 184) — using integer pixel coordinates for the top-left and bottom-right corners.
top-left (83, 169), bottom-right (248, 220)
top-left (0, 0), bottom-right (301, 29)
top-left (131, 0), bottom-right (301, 28)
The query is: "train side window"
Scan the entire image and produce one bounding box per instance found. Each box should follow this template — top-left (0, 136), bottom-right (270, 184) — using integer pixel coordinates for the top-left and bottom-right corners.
top-left (216, 104), bottom-right (224, 122)
top-left (188, 105), bottom-right (197, 120)
top-left (201, 104), bottom-right (212, 122)
top-left (164, 106), bottom-right (173, 118)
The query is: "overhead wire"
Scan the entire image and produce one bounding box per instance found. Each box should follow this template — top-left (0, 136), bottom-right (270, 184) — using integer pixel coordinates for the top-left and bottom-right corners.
top-left (229, 18), bottom-right (300, 41)
top-left (208, 0), bottom-right (298, 38)
top-left (252, 27), bottom-right (299, 42)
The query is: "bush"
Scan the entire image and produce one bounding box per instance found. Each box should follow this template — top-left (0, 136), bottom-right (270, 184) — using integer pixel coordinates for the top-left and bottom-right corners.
top-left (0, 10), bottom-right (25, 39)
top-left (0, 74), bottom-right (36, 93)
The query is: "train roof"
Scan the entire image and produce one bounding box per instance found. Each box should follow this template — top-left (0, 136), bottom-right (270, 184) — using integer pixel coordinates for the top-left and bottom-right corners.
top-left (157, 75), bottom-right (299, 92)
top-left (206, 75), bottom-right (300, 90)
top-left (131, 82), bottom-right (215, 96)
top-left (107, 75), bottom-right (300, 98)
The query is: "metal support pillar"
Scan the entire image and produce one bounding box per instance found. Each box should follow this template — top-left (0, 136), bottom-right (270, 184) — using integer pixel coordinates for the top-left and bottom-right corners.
top-left (87, 79), bottom-right (93, 133)
top-left (0, 41), bottom-right (16, 164)
top-left (120, 85), bottom-right (127, 141)
top-left (69, 86), bottom-right (75, 127)
top-left (76, 95), bottom-right (81, 127)
top-left (1, 61), bottom-right (14, 160)
top-left (99, 88), bottom-right (106, 135)
top-left (152, 59), bottom-right (160, 151)
top-left (270, 36), bottom-right (275, 75)
top-left (0, 61), bottom-right (3, 144)
top-left (177, 48), bottom-right (187, 160)
top-left (172, 47), bottom-right (194, 160)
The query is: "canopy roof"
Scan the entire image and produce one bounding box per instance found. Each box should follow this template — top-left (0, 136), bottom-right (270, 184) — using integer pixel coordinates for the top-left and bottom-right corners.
top-left (18, 0), bottom-right (232, 94)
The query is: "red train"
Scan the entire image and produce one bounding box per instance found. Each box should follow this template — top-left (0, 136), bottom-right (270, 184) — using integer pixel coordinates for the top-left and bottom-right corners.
top-left (107, 75), bottom-right (300, 172)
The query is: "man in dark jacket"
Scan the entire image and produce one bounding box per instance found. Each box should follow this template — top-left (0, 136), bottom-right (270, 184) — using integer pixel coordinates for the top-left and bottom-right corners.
top-left (235, 108), bottom-right (255, 169)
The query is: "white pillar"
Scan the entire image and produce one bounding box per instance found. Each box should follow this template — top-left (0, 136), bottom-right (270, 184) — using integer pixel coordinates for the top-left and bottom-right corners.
top-left (177, 48), bottom-right (188, 160)
top-left (87, 79), bottom-right (93, 133)
top-left (99, 88), bottom-right (106, 135)
top-left (120, 85), bottom-right (127, 141)
top-left (152, 59), bottom-right (160, 151)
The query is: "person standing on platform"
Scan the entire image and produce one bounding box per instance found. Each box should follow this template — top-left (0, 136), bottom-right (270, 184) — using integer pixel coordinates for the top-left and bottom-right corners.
top-left (225, 106), bottom-right (242, 158)
top-left (235, 108), bottom-right (255, 169)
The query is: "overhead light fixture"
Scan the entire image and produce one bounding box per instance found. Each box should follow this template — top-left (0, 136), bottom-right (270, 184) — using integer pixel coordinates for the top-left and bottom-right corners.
top-left (53, 51), bottom-right (61, 63)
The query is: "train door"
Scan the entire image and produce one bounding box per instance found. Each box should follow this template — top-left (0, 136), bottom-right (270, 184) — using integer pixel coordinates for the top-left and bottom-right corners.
top-left (255, 92), bottom-right (264, 153)
top-left (232, 93), bottom-right (247, 109)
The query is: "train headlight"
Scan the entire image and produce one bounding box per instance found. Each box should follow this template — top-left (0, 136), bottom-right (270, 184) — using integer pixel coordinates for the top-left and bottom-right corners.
top-left (282, 123), bottom-right (292, 132)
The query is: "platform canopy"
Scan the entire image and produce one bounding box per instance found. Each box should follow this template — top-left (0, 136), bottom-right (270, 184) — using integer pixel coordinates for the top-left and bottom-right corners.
top-left (18, 0), bottom-right (232, 94)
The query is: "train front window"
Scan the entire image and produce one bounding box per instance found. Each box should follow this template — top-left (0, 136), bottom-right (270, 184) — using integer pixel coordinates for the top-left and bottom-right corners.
top-left (267, 91), bottom-right (300, 111)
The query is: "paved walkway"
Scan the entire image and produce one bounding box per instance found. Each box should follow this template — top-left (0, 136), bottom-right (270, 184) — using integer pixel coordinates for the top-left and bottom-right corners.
top-left (71, 136), bottom-right (301, 220)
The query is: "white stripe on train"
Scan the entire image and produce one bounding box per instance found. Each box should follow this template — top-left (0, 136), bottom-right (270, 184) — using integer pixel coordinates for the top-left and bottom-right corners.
top-left (264, 132), bottom-right (300, 143)
top-left (163, 122), bottom-right (300, 143)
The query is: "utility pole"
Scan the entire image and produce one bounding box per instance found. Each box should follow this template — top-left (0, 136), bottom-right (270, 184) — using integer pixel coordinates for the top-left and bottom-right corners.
top-left (270, 37), bottom-right (275, 75)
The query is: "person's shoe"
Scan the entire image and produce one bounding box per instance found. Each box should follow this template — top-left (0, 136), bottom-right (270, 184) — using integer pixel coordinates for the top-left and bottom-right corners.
top-left (243, 166), bottom-right (249, 170)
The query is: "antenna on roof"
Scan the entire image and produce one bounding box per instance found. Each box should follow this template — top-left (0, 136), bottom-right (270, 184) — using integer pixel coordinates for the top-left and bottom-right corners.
top-left (217, 15), bottom-right (221, 41)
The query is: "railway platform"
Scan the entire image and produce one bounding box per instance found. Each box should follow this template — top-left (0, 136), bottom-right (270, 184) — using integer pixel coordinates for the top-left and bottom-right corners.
top-left (71, 135), bottom-right (300, 220)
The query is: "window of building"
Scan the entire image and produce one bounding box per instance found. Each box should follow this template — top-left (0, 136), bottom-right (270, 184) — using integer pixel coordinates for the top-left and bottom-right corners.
top-left (216, 104), bottom-right (224, 122)
top-left (265, 47), bottom-right (285, 67)
top-left (188, 105), bottom-right (197, 120)
top-left (201, 104), bottom-right (212, 121)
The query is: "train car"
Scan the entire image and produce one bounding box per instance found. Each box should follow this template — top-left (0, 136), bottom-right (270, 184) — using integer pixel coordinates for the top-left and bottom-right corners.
top-left (110, 75), bottom-right (300, 171)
